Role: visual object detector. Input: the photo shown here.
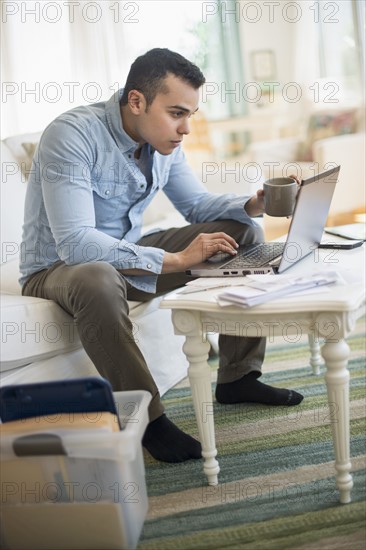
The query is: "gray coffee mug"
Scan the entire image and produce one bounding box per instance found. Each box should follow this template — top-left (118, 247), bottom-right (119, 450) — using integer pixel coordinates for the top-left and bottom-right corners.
top-left (263, 177), bottom-right (298, 217)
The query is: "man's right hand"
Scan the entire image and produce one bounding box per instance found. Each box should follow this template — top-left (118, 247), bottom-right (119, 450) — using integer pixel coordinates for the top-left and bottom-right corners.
top-left (162, 232), bottom-right (239, 273)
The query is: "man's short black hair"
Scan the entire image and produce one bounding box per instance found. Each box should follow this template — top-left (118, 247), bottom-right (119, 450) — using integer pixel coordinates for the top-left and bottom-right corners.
top-left (121, 48), bottom-right (205, 107)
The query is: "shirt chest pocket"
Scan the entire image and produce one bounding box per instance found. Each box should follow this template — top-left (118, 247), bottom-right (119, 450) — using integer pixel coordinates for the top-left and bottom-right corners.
top-left (92, 181), bottom-right (129, 223)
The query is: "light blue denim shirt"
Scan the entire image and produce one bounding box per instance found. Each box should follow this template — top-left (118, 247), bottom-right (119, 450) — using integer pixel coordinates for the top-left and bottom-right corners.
top-left (20, 90), bottom-right (257, 292)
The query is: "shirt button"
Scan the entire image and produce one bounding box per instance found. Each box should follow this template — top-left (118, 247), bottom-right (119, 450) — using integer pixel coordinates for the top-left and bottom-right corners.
top-left (140, 184), bottom-right (144, 189)
top-left (147, 263), bottom-right (152, 269)
top-left (105, 190), bottom-right (110, 195)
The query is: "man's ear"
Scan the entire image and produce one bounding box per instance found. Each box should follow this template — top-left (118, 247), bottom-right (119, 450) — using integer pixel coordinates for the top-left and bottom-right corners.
top-left (128, 90), bottom-right (145, 114)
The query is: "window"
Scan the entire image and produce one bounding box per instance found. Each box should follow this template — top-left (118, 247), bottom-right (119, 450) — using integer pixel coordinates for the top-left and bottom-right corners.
top-left (318, 0), bottom-right (364, 102)
top-left (1, 0), bottom-right (246, 137)
top-left (118, 0), bottom-right (247, 120)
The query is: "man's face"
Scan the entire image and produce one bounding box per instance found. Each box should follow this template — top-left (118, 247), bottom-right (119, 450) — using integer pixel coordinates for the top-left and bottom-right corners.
top-left (130, 74), bottom-right (200, 155)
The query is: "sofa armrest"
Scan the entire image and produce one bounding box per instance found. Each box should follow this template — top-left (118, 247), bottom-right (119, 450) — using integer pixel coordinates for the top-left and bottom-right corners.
top-left (312, 132), bottom-right (366, 215)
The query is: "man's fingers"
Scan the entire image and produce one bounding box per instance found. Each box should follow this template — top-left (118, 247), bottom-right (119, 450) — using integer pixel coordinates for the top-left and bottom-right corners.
top-left (180, 232), bottom-right (240, 267)
top-left (205, 232), bottom-right (239, 249)
top-left (289, 174), bottom-right (301, 185)
top-left (202, 237), bottom-right (238, 258)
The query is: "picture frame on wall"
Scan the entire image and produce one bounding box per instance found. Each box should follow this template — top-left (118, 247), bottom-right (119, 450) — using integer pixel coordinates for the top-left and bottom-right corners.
top-left (251, 50), bottom-right (276, 81)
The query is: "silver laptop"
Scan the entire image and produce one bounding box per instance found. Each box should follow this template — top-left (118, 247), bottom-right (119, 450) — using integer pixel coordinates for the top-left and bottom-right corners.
top-left (187, 165), bottom-right (340, 277)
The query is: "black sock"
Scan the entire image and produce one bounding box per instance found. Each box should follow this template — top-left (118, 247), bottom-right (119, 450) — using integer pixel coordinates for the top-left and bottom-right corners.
top-left (215, 372), bottom-right (304, 406)
top-left (142, 414), bottom-right (202, 463)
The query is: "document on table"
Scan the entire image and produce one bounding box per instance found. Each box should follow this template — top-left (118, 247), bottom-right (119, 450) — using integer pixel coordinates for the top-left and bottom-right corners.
top-left (179, 277), bottom-right (247, 294)
top-left (215, 271), bottom-right (342, 308)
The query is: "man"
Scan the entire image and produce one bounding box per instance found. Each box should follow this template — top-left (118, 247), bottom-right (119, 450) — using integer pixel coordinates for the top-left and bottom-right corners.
top-left (20, 48), bottom-right (303, 463)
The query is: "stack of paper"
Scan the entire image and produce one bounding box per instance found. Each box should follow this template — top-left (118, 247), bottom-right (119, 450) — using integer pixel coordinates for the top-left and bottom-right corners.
top-left (217, 272), bottom-right (341, 308)
top-left (179, 277), bottom-right (246, 294)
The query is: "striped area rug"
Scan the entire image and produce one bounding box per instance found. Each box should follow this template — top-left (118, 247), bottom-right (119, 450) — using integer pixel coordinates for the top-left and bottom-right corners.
top-left (138, 318), bottom-right (366, 550)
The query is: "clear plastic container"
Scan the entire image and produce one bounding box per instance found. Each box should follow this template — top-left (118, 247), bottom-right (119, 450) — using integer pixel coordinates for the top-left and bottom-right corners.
top-left (0, 390), bottom-right (151, 549)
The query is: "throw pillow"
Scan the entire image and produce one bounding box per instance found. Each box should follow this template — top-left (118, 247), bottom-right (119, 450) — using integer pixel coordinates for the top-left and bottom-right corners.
top-left (298, 109), bottom-right (358, 162)
top-left (21, 141), bottom-right (39, 178)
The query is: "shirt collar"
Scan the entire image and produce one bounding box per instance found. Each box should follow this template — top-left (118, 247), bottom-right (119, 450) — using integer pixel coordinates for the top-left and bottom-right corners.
top-left (105, 89), bottom-right (139, 154)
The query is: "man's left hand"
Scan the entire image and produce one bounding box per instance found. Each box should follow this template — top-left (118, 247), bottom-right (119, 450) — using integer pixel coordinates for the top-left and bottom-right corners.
top-left (244, 174), bottom-right (301, 218)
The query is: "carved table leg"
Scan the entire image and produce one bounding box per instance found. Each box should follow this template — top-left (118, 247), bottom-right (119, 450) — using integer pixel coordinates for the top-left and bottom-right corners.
top-left (321, 338), bottom-right (353, 503)
top-left (308, 333), bottom-right (322, 375)
top-left (183, 334), bottom-right (220, 485)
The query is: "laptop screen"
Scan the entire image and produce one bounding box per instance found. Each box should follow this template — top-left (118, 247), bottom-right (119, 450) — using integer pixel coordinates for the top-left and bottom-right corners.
top-left (277, 165), bottom-right (340, 273)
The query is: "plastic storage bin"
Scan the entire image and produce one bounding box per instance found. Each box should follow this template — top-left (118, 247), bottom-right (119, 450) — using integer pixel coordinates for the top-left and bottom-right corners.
top-left (0, 390), bottom-right (151, 550)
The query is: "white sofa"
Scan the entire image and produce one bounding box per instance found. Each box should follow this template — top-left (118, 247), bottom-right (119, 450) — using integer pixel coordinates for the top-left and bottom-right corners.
top-left (0, 132), bottom-right (263, 395)
top-left (0, 132), bottom-right (191, 395)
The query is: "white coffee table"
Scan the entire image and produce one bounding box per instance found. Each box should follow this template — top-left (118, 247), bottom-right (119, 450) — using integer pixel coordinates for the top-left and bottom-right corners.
top-left (161, 244), bottom-right (365, 504)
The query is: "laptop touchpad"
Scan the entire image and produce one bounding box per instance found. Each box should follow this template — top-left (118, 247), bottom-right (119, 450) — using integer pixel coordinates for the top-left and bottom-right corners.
top-left (207, 252), bottom-right (233, 263)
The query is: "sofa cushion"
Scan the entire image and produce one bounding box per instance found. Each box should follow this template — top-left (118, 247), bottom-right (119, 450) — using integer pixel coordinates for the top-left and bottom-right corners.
top-left (0, 142), bottom-right (28, 264)
top-left (0, 270), bottom-right (187, 385)
top-left (0, 348), bottom-right (100, 387)
top-left (0, 240), bottom-right (183, 375)
top-left (0, 291), bottom-right (188, 395)
top-left (21, 141), bottom-right (39, 176)
top-left (1, 260), bottom-right (22, 295)
top-left (1, 294), bottom-right (82, 371)
top-left (0, 266), bottom-right (165, 369)
top-left (3, 131), bottom-right (42, 176)
top-left (299, 109), bottom-right (358, 162)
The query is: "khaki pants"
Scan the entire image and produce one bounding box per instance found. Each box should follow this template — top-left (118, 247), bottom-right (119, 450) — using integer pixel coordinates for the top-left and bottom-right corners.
top-left (22, 220), bottom-right (266, 421)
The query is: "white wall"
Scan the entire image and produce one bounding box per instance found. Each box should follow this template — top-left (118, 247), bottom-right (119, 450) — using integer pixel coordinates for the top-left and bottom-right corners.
top-left (240, 6), bottom-right (296, 83)
top-left (238, 0), bottom-right (363, 129)
top-left (237, 2), bottom-right (316, 137)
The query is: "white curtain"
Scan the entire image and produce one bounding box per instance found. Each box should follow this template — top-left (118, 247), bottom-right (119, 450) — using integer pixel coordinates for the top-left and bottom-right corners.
top-left (1, 1), bottom-right (224, 139)
top-left (292, 0), bottom-right (363, 117)
top-left (67, 1), bottom-right (128, 94)
top-left (1, 0), bottom-right (129, 138)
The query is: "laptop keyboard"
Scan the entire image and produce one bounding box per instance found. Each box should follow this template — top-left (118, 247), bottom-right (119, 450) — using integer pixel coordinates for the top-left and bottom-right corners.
top-left (221, 242), bottom-right (285, 268)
